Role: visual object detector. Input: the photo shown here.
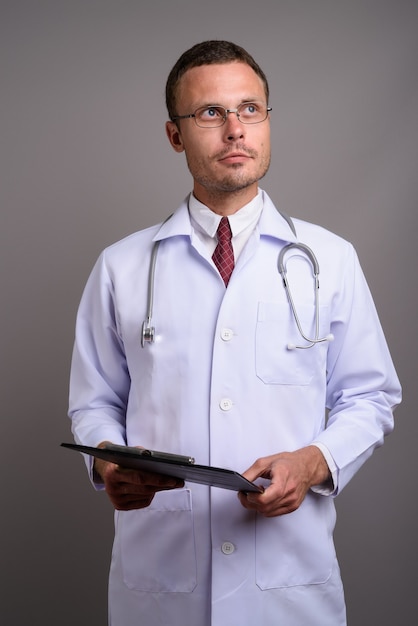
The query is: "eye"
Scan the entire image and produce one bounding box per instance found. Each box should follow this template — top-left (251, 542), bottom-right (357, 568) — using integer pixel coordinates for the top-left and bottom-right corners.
top-left (240, 102), bottom-right (261, 116)
top-left (197, 106), bottom-right (224, 120)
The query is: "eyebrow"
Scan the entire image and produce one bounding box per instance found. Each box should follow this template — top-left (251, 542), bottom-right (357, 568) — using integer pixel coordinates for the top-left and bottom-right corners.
top-left (192, 98), bottom-right (266, 109)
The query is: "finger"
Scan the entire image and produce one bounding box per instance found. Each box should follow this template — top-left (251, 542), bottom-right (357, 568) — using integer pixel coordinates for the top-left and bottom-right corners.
top-left (238, 486), bottom-right (296, 517)
top-left (116, 467), bottom-right (183, 489)
top-left (111, 479), bottom-right (183, 501)
top-left (237, 490), bottom-right (264, 510)
top-left (113, 493), bottom-right (155, 511)
top-left (241, 457), bottom-right (277, 484)
top-left (111, 479), bottom-right (184, 511)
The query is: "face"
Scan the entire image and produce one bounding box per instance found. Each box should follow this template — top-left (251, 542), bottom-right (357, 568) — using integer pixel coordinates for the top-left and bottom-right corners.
top-left (166, 62), bottom-right (271, 211)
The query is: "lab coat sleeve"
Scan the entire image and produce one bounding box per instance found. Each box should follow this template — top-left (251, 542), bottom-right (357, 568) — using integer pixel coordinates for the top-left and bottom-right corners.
top-left (68, 251), bottom-right (129, 487)
top-left (313, 243), bottom-right (401, 494)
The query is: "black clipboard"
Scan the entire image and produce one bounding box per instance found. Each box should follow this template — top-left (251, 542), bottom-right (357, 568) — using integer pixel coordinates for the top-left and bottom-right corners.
top-left (61, 442), bottom-right (263, 493)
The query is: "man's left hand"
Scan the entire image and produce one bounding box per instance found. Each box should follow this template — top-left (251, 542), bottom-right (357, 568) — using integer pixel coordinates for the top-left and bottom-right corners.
top-left (238, 446), bottom-right (331, 517)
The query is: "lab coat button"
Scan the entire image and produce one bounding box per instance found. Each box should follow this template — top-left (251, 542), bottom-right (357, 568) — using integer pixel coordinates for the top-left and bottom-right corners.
top-left (221, 542), bottom-right (235, 555)
top-left (219, 398), bottom-right (233, 411)
top-left (221, 328), bottom-right (233, 341)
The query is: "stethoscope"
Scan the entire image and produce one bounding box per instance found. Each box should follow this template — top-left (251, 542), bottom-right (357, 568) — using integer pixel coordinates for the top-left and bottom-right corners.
top-left (278, 242), bottom-right (334, 350)
top-left (141, 210), bottom-right (334, 350)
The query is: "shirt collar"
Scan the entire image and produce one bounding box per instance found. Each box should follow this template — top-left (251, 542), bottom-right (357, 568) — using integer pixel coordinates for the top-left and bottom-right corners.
top-left (153, 190), bottom-right (298, 245)
top-left (188, 189), bottom-right (263, 238)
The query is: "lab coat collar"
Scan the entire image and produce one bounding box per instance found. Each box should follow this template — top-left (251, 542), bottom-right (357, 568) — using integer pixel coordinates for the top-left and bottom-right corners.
top-left (152, 196), bottom-right (192, 242)
top-left (257, 191), bottom-right (298, 244)
top-left (152, 190), bottom-right (298, 245)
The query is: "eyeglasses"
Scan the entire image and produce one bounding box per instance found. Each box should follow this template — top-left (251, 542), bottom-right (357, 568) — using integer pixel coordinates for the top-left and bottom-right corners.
top-left (171, 102), bottom-right (272, 128)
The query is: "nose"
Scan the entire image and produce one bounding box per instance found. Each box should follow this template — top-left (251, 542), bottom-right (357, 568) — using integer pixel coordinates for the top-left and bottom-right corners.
top-left (223, 110), bottom-right (245, 141)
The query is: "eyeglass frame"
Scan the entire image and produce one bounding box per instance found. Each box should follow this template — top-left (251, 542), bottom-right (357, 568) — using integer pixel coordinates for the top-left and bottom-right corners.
top-left (171, 102), bottom-right (272, 128)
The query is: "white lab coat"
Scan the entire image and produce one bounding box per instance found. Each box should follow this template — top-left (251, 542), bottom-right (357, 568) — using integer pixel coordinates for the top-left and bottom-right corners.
top-left (69, 191), bottom-right (401, 626)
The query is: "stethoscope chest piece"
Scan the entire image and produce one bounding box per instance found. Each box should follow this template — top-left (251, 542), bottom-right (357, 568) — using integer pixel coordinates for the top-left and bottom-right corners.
top-left (141, 319), bottom-right (155, 347)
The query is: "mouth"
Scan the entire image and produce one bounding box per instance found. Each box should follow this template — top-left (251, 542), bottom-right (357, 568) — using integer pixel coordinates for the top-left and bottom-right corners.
top-left (218, 151), bottom-right (253, 164)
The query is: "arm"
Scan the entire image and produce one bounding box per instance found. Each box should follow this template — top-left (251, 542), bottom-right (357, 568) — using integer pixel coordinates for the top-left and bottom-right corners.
top-left (68, 252), bottom-right (130, 487)
top-left (69, 250), bottom-right (184, 507)
top-left (314, 245), bottom-right (401, 493)
top-left (239, 244), bottom-right (400, 517)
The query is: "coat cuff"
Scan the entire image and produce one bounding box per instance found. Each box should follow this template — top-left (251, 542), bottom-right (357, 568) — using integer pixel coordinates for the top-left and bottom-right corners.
top-left (310, 442), bottom-right (338, 496)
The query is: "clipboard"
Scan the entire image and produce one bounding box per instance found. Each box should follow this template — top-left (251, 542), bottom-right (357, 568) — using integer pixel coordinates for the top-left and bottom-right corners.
top-left (61, 442), bottom-right (263, 493)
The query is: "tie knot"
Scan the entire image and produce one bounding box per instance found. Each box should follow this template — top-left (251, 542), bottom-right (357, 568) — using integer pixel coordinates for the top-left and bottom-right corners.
top-left (216, 216), bottom-right (232, 244)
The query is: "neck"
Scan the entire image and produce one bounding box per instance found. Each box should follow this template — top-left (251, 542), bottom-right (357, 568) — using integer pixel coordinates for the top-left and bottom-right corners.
top-left (193, 183), bottom-right (259, 216)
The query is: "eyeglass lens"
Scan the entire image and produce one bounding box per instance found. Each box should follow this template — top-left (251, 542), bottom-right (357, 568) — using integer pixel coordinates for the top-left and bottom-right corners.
top-left (194, 102), bottom-right (269, 127)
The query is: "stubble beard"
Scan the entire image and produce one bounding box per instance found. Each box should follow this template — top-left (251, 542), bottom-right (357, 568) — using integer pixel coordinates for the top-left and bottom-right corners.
top-left (187, 150), bottom-right (271, 202)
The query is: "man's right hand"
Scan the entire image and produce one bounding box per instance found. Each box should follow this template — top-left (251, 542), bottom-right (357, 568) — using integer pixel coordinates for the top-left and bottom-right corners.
top-left (94, 445), bottom-right (184, 510)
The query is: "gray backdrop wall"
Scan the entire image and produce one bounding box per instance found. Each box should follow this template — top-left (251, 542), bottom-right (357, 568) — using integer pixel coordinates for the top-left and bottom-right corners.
top-left (1, 1), bottom-right (416, 624)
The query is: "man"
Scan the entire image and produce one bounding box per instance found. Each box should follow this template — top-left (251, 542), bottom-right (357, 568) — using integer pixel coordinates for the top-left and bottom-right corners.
top-left (68, 41), bottom-right (401, 625)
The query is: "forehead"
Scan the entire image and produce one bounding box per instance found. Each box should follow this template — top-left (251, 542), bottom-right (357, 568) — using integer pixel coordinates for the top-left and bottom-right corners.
top-left (176, 62), bottom-right (267, 109)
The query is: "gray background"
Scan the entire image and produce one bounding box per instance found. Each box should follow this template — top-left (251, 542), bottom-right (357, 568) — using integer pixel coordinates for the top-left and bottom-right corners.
top-left (1, 1), bottom-right (416, 624)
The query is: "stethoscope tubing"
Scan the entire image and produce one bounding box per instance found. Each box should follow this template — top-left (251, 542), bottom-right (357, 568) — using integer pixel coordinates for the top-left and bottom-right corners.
top-left (141, 212), bottom-right (333, 350)
top-left (278, 242), bottom-right (333, 349)
top-left (141, 239), bottom-right (160, 346)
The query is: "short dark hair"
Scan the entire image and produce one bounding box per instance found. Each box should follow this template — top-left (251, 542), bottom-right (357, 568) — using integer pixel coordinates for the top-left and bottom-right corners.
top-left (165, 40), bottom-right (270, 120)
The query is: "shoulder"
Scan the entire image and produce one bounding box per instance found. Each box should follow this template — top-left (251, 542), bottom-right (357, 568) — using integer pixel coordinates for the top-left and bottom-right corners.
top-left (102, 196), bottom-right (191, 262)
top-left (105, 223), bottom-right (159, 255)
top-left (294, 217), bottom-right (346, 240)
top-left (261, 191), bottom-right (355, 256)
top-left (292, 217), bottom-right (355, 256)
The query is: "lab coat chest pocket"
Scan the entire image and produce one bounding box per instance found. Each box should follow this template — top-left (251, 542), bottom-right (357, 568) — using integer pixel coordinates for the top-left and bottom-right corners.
top-left (255, 302), bottom-right (329, 385)
top-left (119, 489), bottom-right (197, 593)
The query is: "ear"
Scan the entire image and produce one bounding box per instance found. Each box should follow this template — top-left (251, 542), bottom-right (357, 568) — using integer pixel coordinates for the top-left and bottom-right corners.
top-left (166, 121), bottom-right (185, 153)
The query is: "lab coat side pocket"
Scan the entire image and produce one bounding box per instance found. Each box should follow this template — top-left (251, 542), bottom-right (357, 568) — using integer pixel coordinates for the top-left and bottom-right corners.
top-left (119, 489), bottom-right (197, 593)
top-left (255, 495), bottom-right (336, 589)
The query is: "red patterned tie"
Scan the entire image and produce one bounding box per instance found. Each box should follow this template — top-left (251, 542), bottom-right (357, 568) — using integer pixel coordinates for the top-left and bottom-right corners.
top-left (212, 216), bottom-right (235, 286)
